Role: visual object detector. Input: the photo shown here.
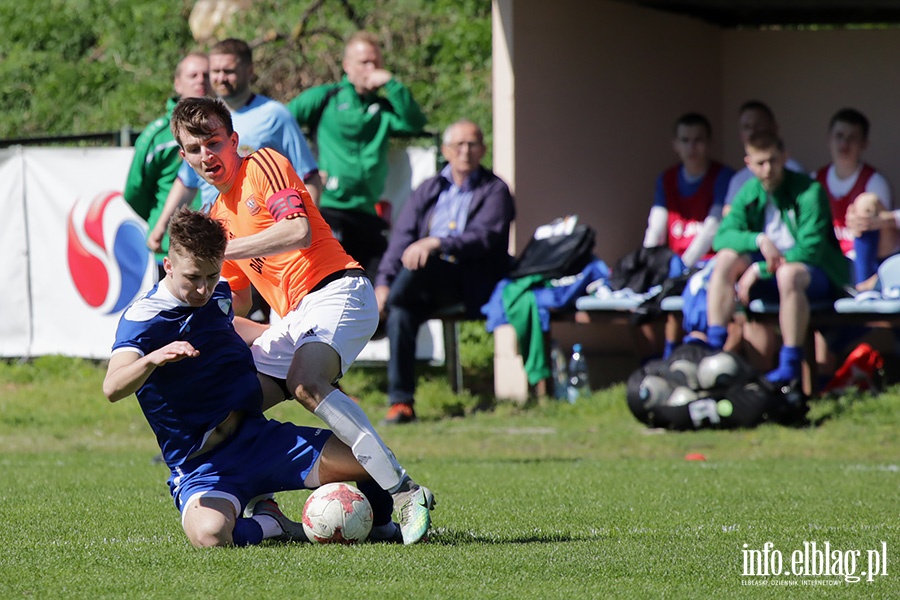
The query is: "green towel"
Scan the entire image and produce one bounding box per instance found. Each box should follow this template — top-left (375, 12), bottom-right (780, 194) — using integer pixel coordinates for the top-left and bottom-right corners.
top-left (501, 275), bottom-right (551, 385)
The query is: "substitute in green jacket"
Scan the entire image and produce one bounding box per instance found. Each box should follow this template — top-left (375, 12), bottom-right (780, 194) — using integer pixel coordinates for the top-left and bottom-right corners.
top-left (706, 130), bottom-right (850, 385)
top-left (123, 52), bottom-right (209, 268)
top-left (286, 31), bottom-right (426, 274)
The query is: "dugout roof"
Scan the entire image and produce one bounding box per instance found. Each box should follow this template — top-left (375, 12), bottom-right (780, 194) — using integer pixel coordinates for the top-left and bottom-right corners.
top-left (616, 0), bottom-right (900, 27)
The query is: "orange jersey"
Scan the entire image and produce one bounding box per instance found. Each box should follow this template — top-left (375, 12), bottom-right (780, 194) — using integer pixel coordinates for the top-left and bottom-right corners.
top-left (210, 148), bottom-right (360, 318)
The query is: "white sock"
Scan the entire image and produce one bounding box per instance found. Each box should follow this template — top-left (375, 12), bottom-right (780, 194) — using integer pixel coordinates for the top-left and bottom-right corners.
top-left (253, 515), bottom-right (282, 539)
top-left (314, 389), bottom-right (407, 492)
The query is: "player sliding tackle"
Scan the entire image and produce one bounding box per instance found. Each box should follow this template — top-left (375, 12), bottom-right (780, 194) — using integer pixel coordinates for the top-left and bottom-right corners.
top-left (171, 96), bottom-right (434, 544)
top-left (103, 208), bottom-right (432, 546)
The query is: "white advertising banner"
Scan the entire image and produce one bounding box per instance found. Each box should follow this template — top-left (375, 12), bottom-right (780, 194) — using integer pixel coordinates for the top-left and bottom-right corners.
top-left (24, 148), bottom-right (156, 359)
top-left (2, 144), bottom-right (438, 360)
top-left (382, 145), bottom-right (438, 222)
top-left (0, 147), bottom-right (30, 356)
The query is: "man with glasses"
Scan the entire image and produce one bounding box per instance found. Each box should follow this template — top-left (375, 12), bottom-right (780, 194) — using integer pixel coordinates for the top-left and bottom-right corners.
top-left (374, 120), bottom-right (516, 423)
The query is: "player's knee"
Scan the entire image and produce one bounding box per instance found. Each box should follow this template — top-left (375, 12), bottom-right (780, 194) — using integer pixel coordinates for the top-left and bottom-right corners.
top-left (185, 524), bottom-right (231, 548)
top-left (775, 262), bottom-right (809, 290)
top-left (288, 372), bottom-right (335, 410)
top-left (712, 249), bottom-right (740, 278)
top-left (853, 192), bottom-right (881, 217)
top-left (290, 381), bottom-right (321, 411)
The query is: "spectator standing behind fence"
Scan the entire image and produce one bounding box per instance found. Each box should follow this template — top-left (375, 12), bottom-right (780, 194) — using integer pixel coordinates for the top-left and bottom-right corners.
top-left (374, 120), bottom-right (515, 424)
top-left (124, 52), bottom-right (210, 275)
top-left (286, 31), bottom-right (427, 276)
top-left (638, 112), bottom-right (734, 360)
top-left (148, 38), bottom-right (321, 253)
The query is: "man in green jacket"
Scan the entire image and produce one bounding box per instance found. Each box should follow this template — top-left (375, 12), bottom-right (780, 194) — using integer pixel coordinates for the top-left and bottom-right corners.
top-left (706, 131), bottom-right (850, 385)
top-left (286, 31), bottom-right (426, 275)
top-left (123, 52), bottom-right (210, 272)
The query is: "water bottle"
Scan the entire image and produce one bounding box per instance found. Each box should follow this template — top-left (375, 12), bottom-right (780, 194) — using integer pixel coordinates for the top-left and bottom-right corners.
top-left (549, 341), bottom-right (568, 400)
top-left (566, 343), bottom-right (590, 403)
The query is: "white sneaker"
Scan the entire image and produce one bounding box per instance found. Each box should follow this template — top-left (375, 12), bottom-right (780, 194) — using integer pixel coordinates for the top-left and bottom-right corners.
top-left (393, 483), bottom-right (435, 545)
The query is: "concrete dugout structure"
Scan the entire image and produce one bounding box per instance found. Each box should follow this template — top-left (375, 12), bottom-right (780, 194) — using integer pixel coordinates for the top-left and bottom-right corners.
top-left (490, 0), bottom-right (900, 399)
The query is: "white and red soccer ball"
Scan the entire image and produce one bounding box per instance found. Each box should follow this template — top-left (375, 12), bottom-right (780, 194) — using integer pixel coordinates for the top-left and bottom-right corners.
top-left (302, 482), bottom-right (373, 544)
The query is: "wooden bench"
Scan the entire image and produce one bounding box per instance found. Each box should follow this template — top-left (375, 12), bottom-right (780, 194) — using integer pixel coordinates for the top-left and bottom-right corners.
top-left (492, 289), bottom-right (900, 400)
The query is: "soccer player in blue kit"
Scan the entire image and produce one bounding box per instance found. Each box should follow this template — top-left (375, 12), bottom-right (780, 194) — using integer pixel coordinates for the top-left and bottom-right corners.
top-left (102, 208), bottom-right (404, 547)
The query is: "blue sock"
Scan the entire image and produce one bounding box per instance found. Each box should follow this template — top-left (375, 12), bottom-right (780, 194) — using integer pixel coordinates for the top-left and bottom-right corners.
top-left (232, 517), bottom-right (264, 546)
top-left (766, 345), bottom-right (803, 384)
top-left (663, 340), bottom-right (677, 359)
top-left (853, 231), bottom-right (880, 285)
top-left (707, 325), bottom-right (728, 350)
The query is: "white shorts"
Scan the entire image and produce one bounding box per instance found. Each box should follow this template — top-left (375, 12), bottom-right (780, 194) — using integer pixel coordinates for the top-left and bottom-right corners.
top-left (251, 275), bottom-right (378, 381)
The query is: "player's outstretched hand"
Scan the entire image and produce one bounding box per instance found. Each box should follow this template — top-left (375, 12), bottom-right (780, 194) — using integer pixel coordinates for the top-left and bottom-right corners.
top-left (150, 341), bottom-right (199, 366)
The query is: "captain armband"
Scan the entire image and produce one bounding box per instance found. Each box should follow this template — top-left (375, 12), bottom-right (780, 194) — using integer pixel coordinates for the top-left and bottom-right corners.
top-left (266, 188), bottom-right (309, 221)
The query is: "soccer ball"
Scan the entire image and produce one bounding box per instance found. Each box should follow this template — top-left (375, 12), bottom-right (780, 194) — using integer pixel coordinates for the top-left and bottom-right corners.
top-left (665, 385), bottom-right (699, 407)
top-left (301, 482), bottom-right (373, 544)
top-left (668, 359), bottom-right (700, 390)
top-left (697, 351), bottom-right (747, 390)
top-left (638, 374), bottom-right (675, 409)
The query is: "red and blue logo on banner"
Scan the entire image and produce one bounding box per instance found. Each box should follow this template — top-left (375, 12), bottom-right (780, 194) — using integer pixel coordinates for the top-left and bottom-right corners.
top-left (66, 191), bottom-right (152, 314)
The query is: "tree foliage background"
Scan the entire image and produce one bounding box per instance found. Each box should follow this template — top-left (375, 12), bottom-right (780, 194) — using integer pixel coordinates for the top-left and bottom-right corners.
top-left (1, 0), bottom-right (492, 146)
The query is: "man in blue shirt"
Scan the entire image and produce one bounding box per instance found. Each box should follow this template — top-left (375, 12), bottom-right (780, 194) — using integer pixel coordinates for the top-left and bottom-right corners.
top-left (103, 208), bottom-right (409, 547)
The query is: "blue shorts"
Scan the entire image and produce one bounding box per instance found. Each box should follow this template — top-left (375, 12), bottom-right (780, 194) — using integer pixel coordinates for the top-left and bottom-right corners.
top-left (747, 256), bottom-right (834, 303)
top-left (168, 416), bottom-right (332, 516)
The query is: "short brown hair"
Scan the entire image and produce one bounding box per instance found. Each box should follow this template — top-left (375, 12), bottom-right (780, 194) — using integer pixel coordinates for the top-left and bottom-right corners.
top-left (168, 206), bottom-right (228, 263)
top-left (210, 38), bottom-right (252, 65)
top-left (738, 100), bottom-right (775, 121)
top-left (674, 112), bottom-right (712, 138)
top-left (746, 130), bottom-right (784, 154)
top-left (829, 107), bottom-right (869, 140)
top-left (170, 97), bottom-right (233, 147)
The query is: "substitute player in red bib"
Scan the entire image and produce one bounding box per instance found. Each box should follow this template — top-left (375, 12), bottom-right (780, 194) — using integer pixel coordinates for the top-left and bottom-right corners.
top-left (640, 112), bottom-right (734, 359)
top-left (170, 97), bottom-right (434, 545)
top-left (812, 108), bottom-right (896, 287)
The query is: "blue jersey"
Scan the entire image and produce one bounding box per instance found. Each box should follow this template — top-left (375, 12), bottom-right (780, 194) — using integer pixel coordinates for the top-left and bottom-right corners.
top-left (111, 281), bottom-right (263, 467)
top-left (179, 94), bottom-right (319, 209)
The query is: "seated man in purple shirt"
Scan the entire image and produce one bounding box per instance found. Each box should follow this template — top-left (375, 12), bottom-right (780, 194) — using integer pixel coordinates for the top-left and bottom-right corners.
top-left (374, 119), bottom-right (516, 423)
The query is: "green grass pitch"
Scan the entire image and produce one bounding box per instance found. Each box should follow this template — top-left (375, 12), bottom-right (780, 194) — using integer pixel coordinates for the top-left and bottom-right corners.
top-left (1, 356), bottom-right (897, 598)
